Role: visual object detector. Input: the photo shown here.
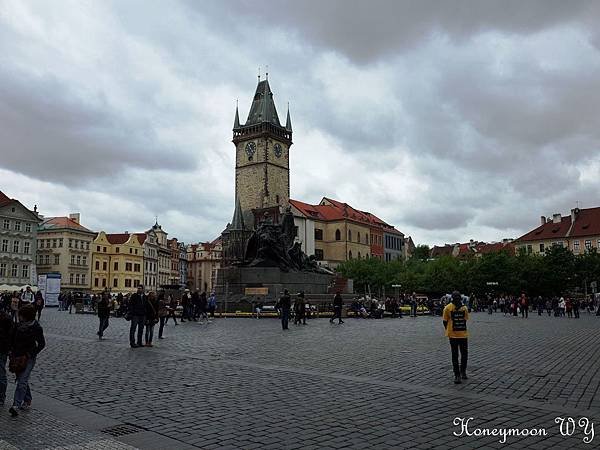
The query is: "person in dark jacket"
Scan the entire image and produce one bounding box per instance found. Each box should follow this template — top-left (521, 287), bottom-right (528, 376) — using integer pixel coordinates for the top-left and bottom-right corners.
top-left (157, 293), bottom-right (168, 339)
top-left (128, 286), bottom-right (146, 348)
top-left (277, 289), bottom-right (291, 330)
top-left (199, 291), bottom-right (208, 322)
top-left (0, 309), bottom-right (13, 406)
top-left (9, 305), bottom-right (45, 417)
top-left (165, 294), bottom-right (178, 325)
top-left (97, 292), bottom-right (111, 340)
top-left (34, 291), bottom-right (44, 321)
top-left (330, 292), bottom-right (344, 324)
top-left (144, 292), bottom-right (159, 347)
top-left (294, 292), bottom-right (306, 325)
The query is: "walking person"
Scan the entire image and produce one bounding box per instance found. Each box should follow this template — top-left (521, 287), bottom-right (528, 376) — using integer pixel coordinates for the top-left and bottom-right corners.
top-left (566, 298), bottom-right (573, 318)
top-left (520, 294), bottom-right (528, 319)
top-left (330, 291), bottom-right (344, 324)
top-left (573, 298), bottom-right (580, 318)
top-left (34, 291), bottom-right (44, 321)
top-left (165, 295), bottom-right (178, 325)
top-left (8, 305), bottom-right (45, 417)
top-left (128, 286), bottom-right (146, 348)
top-left (443, 291), bottom-right (469, 385)
top-left (157, 294), bottom-right (168, 339)
top-left (277, 289), bottom-right (291, 330)
top-left (20, 287), bottom-right (34, 306)
top-left (0, 308), bottom-right (13, 407)
top-left (181, 290), bottom-right (190, 322)
top-left (294, 292), bottom-right (306, 325)
top-left (144, 292), bottom-right (159, 347)
top-left (199, 291), bottom-right (208, 323)
top-left (191, 291), bottom-right (200, 321)
top-left (208, 292), bottom-right (217, 318)
top-left (97, 292), bottom-right (111, 340)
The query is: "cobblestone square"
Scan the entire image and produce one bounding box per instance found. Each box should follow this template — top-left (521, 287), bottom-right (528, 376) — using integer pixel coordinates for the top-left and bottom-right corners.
top-left (2, 309), bottom-right (600, 449)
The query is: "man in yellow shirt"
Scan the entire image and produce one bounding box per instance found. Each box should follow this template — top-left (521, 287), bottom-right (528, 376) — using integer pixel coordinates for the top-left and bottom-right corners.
top-left (443, 291), bottom-right (469, 384)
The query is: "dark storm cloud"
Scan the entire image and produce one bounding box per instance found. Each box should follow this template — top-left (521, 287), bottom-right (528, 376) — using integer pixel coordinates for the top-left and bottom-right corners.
top-left (207, 0), bottom-right (599, 63)
top-left (0, 69), bottom-right (195, 184)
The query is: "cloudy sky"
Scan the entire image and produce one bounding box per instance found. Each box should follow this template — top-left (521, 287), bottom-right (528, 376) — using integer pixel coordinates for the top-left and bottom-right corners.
top-left (1, 0), bottom-right (600, 246)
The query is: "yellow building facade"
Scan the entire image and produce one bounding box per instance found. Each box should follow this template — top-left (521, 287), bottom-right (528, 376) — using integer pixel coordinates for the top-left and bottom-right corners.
top-left (90, 232), bottom-right (144, 293)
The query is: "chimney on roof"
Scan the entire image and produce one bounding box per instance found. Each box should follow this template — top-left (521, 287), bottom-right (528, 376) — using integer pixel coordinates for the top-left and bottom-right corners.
top-left (571, 208), bottom-right (580, 223)
top-left (69, 213), bottom-right (80, 224)
top-left (552, 213), bottom-right (561, 224)
top-left (540, 216), bottom-right (546, 226)
top-left (124, 231), bottom-right (129, 234)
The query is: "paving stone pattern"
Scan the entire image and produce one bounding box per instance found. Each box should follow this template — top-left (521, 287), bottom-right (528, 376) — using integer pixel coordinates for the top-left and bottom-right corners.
top-left (2, 309), bottom-right (600, 449)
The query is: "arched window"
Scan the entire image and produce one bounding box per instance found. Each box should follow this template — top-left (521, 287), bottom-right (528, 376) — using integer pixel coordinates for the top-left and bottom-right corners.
top-left (357, 232), bottom-right (361, 243)
top-left (365, 234), bottom-right (369, 244)
top-left (358, 252), bottom-right (361, 259)
top-left (335, 229), bottom-right (341, 241)
top-left (348, 230), bottom-right (352, 241)
top-left (348, 250), bottom-right (353, 260)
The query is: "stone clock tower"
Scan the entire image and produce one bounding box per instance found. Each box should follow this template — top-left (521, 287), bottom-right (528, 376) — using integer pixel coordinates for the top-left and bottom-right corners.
top-left (232, 77), bottom-right (292, 228)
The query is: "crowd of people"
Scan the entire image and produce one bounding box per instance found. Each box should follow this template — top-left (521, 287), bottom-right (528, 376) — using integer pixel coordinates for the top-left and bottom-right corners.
top-left (1, 286), bottom-right (46, 322)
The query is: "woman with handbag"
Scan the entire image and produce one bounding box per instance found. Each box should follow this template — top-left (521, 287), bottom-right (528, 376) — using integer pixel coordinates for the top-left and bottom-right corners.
top-left (8, 305), bottom-right (45, 417)
top-left (144, 292), bottom-right (159, 347)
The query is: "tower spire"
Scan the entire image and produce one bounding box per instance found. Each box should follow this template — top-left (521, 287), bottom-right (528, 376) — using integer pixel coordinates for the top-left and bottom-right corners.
top-left (285, 102), bottom-right (292, 132)
top-left (234, 100), bottom-right (240, 129)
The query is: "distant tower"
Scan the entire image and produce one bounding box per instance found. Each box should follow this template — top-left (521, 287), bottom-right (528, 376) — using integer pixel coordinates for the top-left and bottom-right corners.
top-left (232, 77), bottom-right (292, 227)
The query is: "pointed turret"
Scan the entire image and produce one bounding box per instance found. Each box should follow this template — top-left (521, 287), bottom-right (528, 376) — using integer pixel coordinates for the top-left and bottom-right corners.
top-left (230, 197), bottom-right (245, 231)
top-left (245, 80), bottom-right (281, 126)
top-left (285, 105), bottom-right (292, 132)
top-left (233, 105), bottom-right (241, 129)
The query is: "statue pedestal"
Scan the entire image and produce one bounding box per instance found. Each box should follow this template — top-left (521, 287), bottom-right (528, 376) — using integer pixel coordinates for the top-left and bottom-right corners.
top-left (215, 266), bottom-right (333, 304)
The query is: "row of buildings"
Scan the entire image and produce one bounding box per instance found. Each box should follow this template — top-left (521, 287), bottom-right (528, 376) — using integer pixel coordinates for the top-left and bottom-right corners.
top-left (0, 190), bottom-right (221, 293)
top-left (429, 206), bottom-right (600, 260)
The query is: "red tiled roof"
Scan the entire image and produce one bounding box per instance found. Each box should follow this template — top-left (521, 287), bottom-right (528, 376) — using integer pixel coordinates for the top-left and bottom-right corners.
top-left (0, 191), bottom-right (12, 207)
top-left (41, 217), bottom-right (93, 233)
top-left (106, 233), bottom-right (131, 245)
top-left (431, 245), bottom-right (453, 257)
top-left (518, 216), bottom-right (571, 242)
top-left (133, 233), bottom-right (147, 244)
top-left (290, 197), bottom-right (403, 234)
top-left (568, 207), bottom-right (600, 238)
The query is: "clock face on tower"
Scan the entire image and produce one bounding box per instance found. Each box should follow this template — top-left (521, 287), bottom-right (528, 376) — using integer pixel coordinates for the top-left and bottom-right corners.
top-left (245, 141), bottom-right (256, 160)
top-left (274, 143), bottom-right (282, 158)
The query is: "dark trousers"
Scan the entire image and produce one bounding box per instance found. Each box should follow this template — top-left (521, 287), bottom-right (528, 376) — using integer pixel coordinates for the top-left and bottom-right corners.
top-left (98, 316), bottom-right (109, 337)
top-left (159, 316), bottom-right (166, 338)
top-left (36, 307), bottom-right (43, 320)
top-left (281, 308), bottom-right (290, 330)
top-left (521, 306), bottom-right (528, 318)
top-left (165, 310), bottom-right (178, 324)
top-left (449, 338), bottom-right (468, 376)
top-left (129, 315), bottom-right (145, 346)
top-left (330, 306), bottom-right (343, 323)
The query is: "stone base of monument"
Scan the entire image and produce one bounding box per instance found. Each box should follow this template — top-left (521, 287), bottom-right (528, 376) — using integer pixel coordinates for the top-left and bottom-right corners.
top-left (215, 266), bottom-right (333, 306)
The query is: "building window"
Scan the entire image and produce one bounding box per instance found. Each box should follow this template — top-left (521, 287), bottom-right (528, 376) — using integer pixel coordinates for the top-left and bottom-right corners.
top-left (94, 278), bottom-right (99, 287)
top-left (82, 256), bottom-right (87, 266)
top-left (54, 254), bottom-right (60, 265)
top-left (81, 274), bottom-right (86, 285)
top-left (76, 255), bottom-right (81, 265)
top-left (75, 274), bottom-right (80, 285)
top-left (125, 262), bottom-right (132, 272)
top-left (59, 239), bottom-right (63, 247)
top-left (314, 229), bottom-right (323, 241)
top-left (22, 265), bottom-right (29, 279)
top-left (44, 255), bottom-right (50, 265)
top-left (12, 240), bottom-right (19, 253)
top-left (23, 241), bottom-right (30, 254)
top-left (2, 220), bottom-right (9, 230)
top-left (102, 261), bottom-right (107, 271)
top-left (526, 245), bottom-right (532, 254)
top-left (116, 247), bottom-right (120, 253)
top-left (130, 248), bottom-right (132, 254)
top-left (11, 264), bottom-right (18, 277)
top-left (348, 230), bottom-right (352, 241)
top-left (133, 279), bottom-right (140, 287)
top-left (71, 255), bottom-right (76, 265)
top-left (25, 223), bottom-right (31, 232)
top-left (95, 260), bottom-right (100, 270)
top-left (134, 263), bottom-right (141, 272)
top-left (348, 250), bottom-right (353, 260)
top-left (102, 278), bottom-right (106, 287)
top-left (14, 221), bottom-right (21, 231)
top-left (1, 240), bottom-right (7, 252)
top-left (113, 278), bottom-right (118, 288)
top-left (103, 247), bottom-right (107, 252)
top-left (53, 239), bottom-right (57, 248)
top-left (0, 263), bottom-right (5, 276)
top-left (96, 245), bottom-right (100, 251)
top-left (135, 249), bottom-right (138, 255)
top-left (114, 262), bottom-right (118, 271)
top-left (585, 240), bottom-right (592, 250)
top-left (86, 242), bottom-right (89, 250)
top-left (573, 240), bottom-right (580, 253)
top-left (539, 243), bottom-right (545, 253)
top-left (125, 279), bottom-right (132, 288)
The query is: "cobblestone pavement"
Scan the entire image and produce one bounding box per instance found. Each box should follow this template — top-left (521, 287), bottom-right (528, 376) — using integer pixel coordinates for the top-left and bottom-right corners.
top-left (2, 309), bottom-right (600, 449)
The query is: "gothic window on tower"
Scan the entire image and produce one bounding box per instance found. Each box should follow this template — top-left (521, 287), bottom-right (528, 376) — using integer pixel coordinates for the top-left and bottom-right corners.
top-left (335, 229), bottom-right (341, 241)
